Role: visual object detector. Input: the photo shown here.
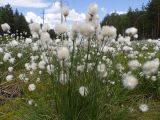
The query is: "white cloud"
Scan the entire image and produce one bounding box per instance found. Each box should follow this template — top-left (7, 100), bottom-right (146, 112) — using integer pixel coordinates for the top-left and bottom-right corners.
top-left (101, 7), bottom-right (107, 13)
top-left (101, 7), bottom-right (127, 15)
top-left (25, 2), bottom-right (86, 28)
top-left (68, 9), bottom-right (85, 22)
top-left (25, 12), bottom-right (43, 23)
top-left (110, 11), bottom-right (127, 15)
top-left (0, 0), bottom-right (50, 8)
top-left (45, 2), bottom-right (61, 14)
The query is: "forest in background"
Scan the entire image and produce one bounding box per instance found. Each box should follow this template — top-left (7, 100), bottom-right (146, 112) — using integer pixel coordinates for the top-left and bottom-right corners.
top-left (101, 0), bottom-right (160, 39)
top-left (0, 0), bottom-right (160, 40)
top-left (0, 5), bottom-right (56, 39)
top-left (0, 4), bottom-right (30, 37)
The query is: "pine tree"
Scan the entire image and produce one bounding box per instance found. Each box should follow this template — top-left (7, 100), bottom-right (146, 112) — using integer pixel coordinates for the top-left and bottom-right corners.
top-left (0, 4), bottom-right (30, 37)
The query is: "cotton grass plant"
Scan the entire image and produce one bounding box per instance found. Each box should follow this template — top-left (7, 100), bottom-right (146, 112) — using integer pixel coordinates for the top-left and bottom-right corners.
top-left (1, 3), bottom-right (160, 120)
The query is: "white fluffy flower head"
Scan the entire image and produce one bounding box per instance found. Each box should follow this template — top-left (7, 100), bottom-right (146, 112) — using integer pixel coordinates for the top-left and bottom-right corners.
top-left (125, 27), bottom-right (138, 36)
top-left (142, 58), bottom-right (159, 76)
top-left (80, 22), bottom-right (95, 37)
top-left (139, 104), bottom-right (149, 112)
top-left (62, 6), bottom-right (69, 17)
top-left (79, 86), bottom-right (88, 96)
top-left (55, 24), bottom-right (67, 34)
top-left (29, 23), bottom-right (40, 33)
top-left (42, 23), bottom-right (50, 32)
top-left (122, 74), bottom-right (138, 90)
top-left (28, 84), bottom-right (36, 91)
top-left (97, 63), bottom-right (106, 73)
top-left (25, 38), bottom-right (32, 44)
top-left (1, 23), bottom-right (10, 32)
top-left (128, 60), bottom-right (141, 70)
top-left (88, 3), bottom-right (98, 16)
top-left (57, 47), bottom-right (70, 60)
top-left (101, 26), bottom-right (117, 39)
top-left (6, 75), bottom-right (13, 81)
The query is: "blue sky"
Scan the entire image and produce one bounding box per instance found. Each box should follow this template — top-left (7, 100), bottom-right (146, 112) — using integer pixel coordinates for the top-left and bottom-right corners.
top-left (1, 0), bottom-right (149, 15)
top-left (0, 0), bottom-right (149, 27)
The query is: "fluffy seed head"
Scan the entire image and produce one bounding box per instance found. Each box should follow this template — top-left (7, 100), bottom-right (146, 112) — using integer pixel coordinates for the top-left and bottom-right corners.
top-left (122, 74), bottom-right (138, 90)
top-left (55, 24), bottom-right (67, 34)
top-left (101, 26), bottom-right (117, 39)
top-left (42, 23), bottom-right (50, 32)
top-left (88, 3), bottom-right (98, 16)
top-left (1, 23), bottom-right (10, 32)
top-left (57, 47), bottom-right (70, 60)
top-left (6, 75), bottom-right (13, 81)
top-left (62, 6), bottom-right (69, 17)
top-left (128, 60), bottom-right (141, 70)
top-left (29, 23), bottom-right (40, 33)
top-left (139, 104), bottom-right (149, 112)
top-left (142, 58), bottom-right (159, 76)
top-left (125, 27), bottom-right (138, 36)
top-left (28, 84), bottom-right (36, 91)
top-left (79, 22), bottom-right (95, 37)
top-left (79, 86), bottom-right (88, 96)
top-left (25, 38), bottom-right (32, 44)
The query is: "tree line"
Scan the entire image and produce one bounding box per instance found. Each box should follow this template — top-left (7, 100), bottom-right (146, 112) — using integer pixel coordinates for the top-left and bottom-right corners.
top-left (0, 4), bottom-right (57, 39)
top-left (101, 0), bottom-right (160, 39)
top-left (0, 4), bottom-right (30, 37)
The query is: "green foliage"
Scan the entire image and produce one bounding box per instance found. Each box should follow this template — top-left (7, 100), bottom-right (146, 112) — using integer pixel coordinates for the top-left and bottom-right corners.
top-left (101, 0), bottom-right (160, 39)
top-left (0, 4), bottom-right (30, 38)
top-left (1, 42), bottom-right (160, 120)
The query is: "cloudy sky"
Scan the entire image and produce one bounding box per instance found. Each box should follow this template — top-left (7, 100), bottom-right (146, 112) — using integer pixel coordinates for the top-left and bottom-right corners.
top-left (0, 0), bottom-right (149, 28)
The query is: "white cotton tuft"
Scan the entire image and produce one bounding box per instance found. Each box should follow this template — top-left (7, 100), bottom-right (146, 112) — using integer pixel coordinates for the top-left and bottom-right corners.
top-left (55, 24), bottom-right (67, 34)
top-left (38, 61), bottom-right (46, 69)
top-left (139, 104), bottom-right (149, 112)
top-left (88, 3), bottom-right (98, 16)
top-left (134, 34), bottom-right (138, 39)
top-left (1, 23), bottom-right (10, 32)
top-left (79, 22), bottom-right (95, 37)
top-left (97, 63), bottom-right (107, 78)
top-left (71, 22), bottom-right (80, 34)
top-left (77, 65), bottom-right (85, 72)
top-left (25, 38), bottom-right (32, 44)
top-left (31, 31), bottom-right (39, 39)
top-left (62, 6), bottom-right (69, 17)
top-left (11, 40), bottom-right (19, 47)
top-left (59, 73), bottom-right (68, 85)
top-left (28, 99), bottom-right (34, 105)
top-left (17, 53), bottom-right (23, 58)
top-left (29, 23), bottom-right (40, 33)
top-left (3, 53), bottom-right (11, 62)
top-left (128, 60), bottom-right (141, 70)
top-left (97, 63), bottom-right (106, 73)
top-left (6, 75), bottom-right (13, 81)
top-left (8, 67), bottom-right (13, 72)
top-left (31, 62), bottom-right (37, 70)
top-left (0, 47), bottom-right (4, 53)
top-left (125, 27), bottom-right (138, 36)
top-left (57, 47), bottom-right (70, 60)
top-left (142, 58), bottom-right (159, 76)
top-left (101, 26), bottom-right (117, 39)
top-left (47, 64), bottom-right (54, 75)
top-left (9, 58), bottom-right (15, 64)
top-left (40, 32), bottom-right (51, 43)
top-left (79, 86), bottom-right (88, 96)
top-left (25, 63), bottom-right (31, 71)
top-left (42, 23), bottom-right (50, 32)
top-left (122, 74), bottom-right (138, 90)
top-left (19, 73), bottom-right (26, 81)
top-left (28, 84), bottom-right (36, 91)
top-left (32, 43), bottom-right (39, 51)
